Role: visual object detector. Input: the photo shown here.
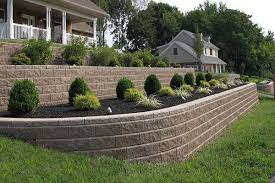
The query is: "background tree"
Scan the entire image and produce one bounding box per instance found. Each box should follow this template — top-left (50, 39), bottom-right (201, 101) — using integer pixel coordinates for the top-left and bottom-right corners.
top-left (193, 24), bottom-right (204, 71)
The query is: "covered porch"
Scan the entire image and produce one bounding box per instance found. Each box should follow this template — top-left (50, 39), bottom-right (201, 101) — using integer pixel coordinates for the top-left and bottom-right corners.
top-left (0, 0), bottom-right (105, 46)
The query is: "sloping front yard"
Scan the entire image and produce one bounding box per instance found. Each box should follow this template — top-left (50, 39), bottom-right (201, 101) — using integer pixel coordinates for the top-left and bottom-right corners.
top-left (0, 97), bottom-right (274, 183)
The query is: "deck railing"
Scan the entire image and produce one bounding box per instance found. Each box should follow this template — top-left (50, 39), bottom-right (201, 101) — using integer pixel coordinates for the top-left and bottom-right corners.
top-left (66, 33), bottom-right (96, 46)
top-left (13, 23), bottom-right (47, 40)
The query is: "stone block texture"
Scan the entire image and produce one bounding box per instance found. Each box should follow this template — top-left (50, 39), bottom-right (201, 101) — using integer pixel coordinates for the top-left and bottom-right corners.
top-left (0, 65), bottom-right (194, 111)
top-left (0, 84), bottom-right (259, 163)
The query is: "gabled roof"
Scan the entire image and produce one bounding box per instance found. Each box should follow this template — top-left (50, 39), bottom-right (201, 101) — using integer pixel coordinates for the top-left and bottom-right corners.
top-left (157, 29), bottom-right (219, 50)
top-left (160, 41), bottom-right (196, 58)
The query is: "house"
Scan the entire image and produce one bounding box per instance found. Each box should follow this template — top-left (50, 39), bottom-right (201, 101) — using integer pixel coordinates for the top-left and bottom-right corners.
top-left (157, 29), bottom-right (227, 73)
top-left (0, 0), bottom-right (108, 45)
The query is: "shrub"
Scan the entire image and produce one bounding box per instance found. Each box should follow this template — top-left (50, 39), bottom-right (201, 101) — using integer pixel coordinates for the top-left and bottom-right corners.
top-left (184, 73), bottom-right (195, 86)
top-left (205, 72), bottom-right (213, 82)
top-left (69, 78), bottom-right (90, 105)
top-left (133, 49), bottom-right (153, 66)
top-left (174, 89), bottom-right (192, 100)
top-left (74, 94), bottom-right (100, 111)
top-left (151, 56), bottom-right (162, 67)
top-left (156, 60), bottom-right (167, 67)
top-left (124, 88), bottom-right (144, 102)
top-left (144, 74), bottom-right (161, 95)
top-left (91, 47), bottom-right (117, 66)
top-left (63, 37), bottom-right (88, 66)
top-left (200, 81), bottom-right (210, 88)
top-left (158, 87), bottom-right (175, 96)
top-left (132, 59), bottom-right (144, 67)
top-left (209, 79), bottom-right (220, 87)
top-left (23, 39), bottom-right (52, 65)
top-left (196, 73), bottom-right (206, 86)
top-left (116, 77), bottom-right (134, 100)
top-left (8, 80), bottom-right (39, 114)
top-left (108, 57), bottom-right (121, 67)
top-left (121, 53), bottom-right (134, 67)
top-left (196, 87), bottom-right (212, 95)
top-left (240, 75), bottom-right (249, 82)
top-left (11, 53), bottom-right (31, 65)
top-left (137, 95), bottom-right (162, 109)
top-left (180, 84), bottom-right (194, 92)
top-left (170, 73), bottom-right (184, 89)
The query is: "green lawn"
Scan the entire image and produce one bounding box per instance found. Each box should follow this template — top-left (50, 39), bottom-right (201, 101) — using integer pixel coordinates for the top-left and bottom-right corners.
top-left (0, 98), bottom-right (274, 183)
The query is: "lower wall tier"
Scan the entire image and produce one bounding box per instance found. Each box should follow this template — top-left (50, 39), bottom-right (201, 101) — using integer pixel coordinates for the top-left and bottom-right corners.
top-left (0, 84), bottom-right (258, 163)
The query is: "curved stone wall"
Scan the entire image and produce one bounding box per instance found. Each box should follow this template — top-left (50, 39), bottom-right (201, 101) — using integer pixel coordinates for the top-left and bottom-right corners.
top-left (0, 84), bottom-right (258, 163)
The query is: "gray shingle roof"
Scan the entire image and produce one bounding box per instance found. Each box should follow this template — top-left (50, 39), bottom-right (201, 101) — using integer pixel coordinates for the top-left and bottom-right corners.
top-left (201, 56), bottom-right (227, 65)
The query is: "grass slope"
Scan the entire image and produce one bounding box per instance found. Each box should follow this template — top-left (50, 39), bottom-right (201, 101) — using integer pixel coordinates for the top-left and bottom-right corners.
top-left (0, 98), bottom-right (274, 183)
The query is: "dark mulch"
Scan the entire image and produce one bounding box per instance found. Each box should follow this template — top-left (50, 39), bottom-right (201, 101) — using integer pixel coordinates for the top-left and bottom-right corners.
top-left (1, 85), bottom-right (244, 118)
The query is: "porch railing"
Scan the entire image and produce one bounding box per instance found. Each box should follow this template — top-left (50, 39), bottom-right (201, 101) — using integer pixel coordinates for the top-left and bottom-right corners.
top-left (13, 23), bottom-right (47, 40)
top-left (66, 33), bottom-right (96, 46)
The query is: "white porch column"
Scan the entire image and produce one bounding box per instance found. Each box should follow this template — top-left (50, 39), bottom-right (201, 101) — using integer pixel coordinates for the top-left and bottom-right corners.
top-left (219, 65), bottom-right (222, 73)
top-left (62, 11), bottom-right (67, 44)
top-left (223, 65), bottom-right (226, 72)
top-left (46, 7), bottom-right (51, 41)
top-left (211, 65), bottom-right (214, 73)
top-left (7, 0), bottom-right (14, 39)
top-left (93, 18), bottom-right (97, 47)
top-left (215, 64), bottom-right (218, 73)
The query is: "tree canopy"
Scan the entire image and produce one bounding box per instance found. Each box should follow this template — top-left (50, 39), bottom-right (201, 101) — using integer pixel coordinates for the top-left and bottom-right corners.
top-left (126, 1), bottom-right (275, 77)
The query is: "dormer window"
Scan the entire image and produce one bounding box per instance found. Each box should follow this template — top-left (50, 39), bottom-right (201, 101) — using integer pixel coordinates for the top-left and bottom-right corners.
top-left (210, 49), bottom-right (213, 56)
top-left (173, 48), bottom-right (178, 55)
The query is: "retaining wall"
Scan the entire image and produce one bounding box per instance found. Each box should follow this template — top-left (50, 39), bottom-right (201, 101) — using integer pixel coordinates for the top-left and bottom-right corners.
top-left (0, 84), bottom-right (258, 163)
top-left (0, 65), bottom-right (194, 111)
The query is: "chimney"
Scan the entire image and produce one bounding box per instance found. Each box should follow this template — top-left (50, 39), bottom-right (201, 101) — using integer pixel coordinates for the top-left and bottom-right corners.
top-left (207, 36), bottom-right (211, 43)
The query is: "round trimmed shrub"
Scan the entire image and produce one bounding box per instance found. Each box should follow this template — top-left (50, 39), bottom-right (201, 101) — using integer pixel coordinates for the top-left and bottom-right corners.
top-left (124, 88), bottom-right (144, 102)
top-left (205, 72), bottom-right (213, 82)
top-left (196, 73), bottom-right (206, 86)
top-left (184, 73), bottom-right (195, 86)
top-left (144, 74), bottom-right (161, 95)
top-left (74, 94), bottom-right (101, 111)
top-left (8, 80), bottom-right (39, 114)
top-left (132, 59), bottom-right (144, 67)
top-left (116, 77), bottom-right (134, 99)
top-left (69, 78), bottom-right (90, 105)
top-left (170, 73), bottom-right (184, 89)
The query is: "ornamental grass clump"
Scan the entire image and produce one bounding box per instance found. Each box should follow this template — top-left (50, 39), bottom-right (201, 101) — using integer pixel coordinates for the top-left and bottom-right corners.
top-left (184, 73), bottom-right (195, 86)
top-left (209, 79), bottom-right (220, 87)
top-left (116, 77), bottom-right (134, 100)
top-left (69, 78), bottom-right (91, 105)
top-left (137, 95), bottom-right (162, 109)
top-left (170, 73), bottom-right (184, 89)
top-left (124, 88), bottom-right (144, 102)
top-left (180, 84), bottom-right (194, 92)
top-left (8, 80), bottom-right (39, 114)
top-left (74, 94), bottom-right (100, 111)
top-left (158, 87), bottom-right (175, 97)
top-left (12, 53), bottom-right (31, 65)
top-left (144, 74), bottom-right (161, 96)
top-left (174, 89), bottom-right (192, 100)
top-left (200, 81), bottom-right (210, 88)
top-left (196, 87), bottom-right (212, 95)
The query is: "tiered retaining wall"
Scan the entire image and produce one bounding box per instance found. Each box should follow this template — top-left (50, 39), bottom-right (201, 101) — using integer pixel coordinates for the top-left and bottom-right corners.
top-left (0, 84), bottom-right (258, 163)
top-left (0, 65), bottom-right (194, 111)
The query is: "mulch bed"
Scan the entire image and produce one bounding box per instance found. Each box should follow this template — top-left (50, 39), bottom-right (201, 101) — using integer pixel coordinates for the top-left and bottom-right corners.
top-left (1, 85), bottom-right (244, 118)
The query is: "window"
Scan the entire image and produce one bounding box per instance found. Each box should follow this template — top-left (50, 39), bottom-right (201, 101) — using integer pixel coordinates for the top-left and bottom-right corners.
top-left (0, 9), bottom-right (5, 23)
top-left (210, 49), bottom-right (213, 56)
top-left (173, 48), bottom-right (178, 55)
top-left (205, 48), bottom-right (207, 55)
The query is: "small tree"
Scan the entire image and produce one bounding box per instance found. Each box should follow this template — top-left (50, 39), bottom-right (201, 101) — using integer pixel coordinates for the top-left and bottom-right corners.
top-left (194, 24), bottom-right (204, 71)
